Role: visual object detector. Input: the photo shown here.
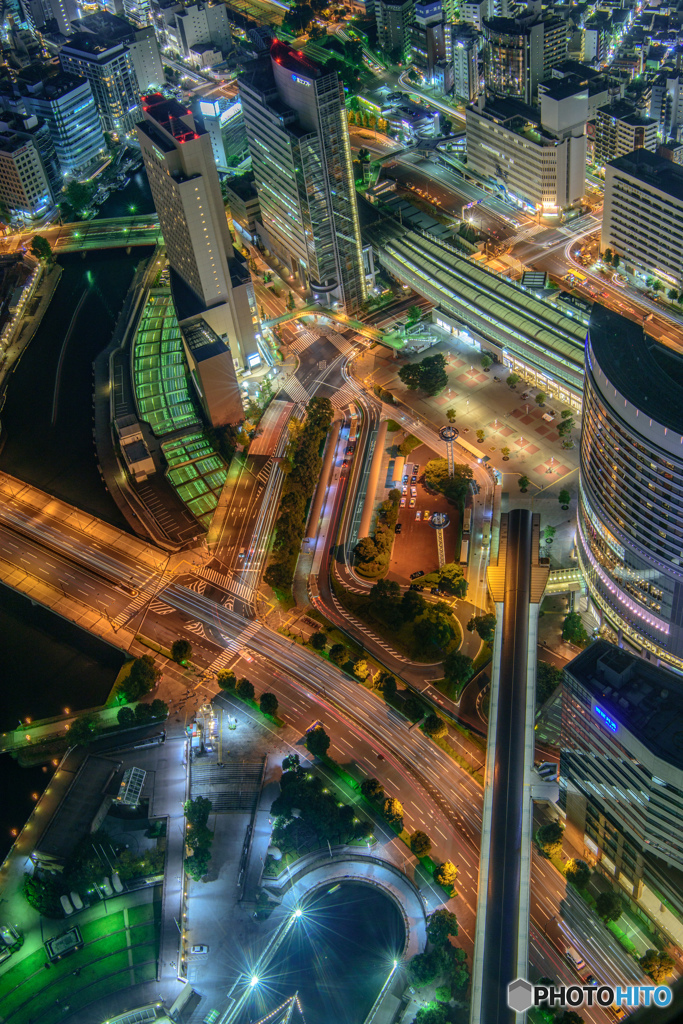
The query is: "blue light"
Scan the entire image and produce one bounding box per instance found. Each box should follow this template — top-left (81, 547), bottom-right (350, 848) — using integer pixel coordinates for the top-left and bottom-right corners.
top-left (595, 704), bottom-right (617, 732)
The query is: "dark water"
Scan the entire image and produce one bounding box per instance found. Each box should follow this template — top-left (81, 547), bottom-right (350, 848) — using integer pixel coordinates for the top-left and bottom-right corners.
top-left (0, 584), bottom-right (124, 858)
top-left (251, 883), bottom-right (406, 1024)
top-left (0, 247), bottom-right (153, 526)
top-left (94, 169), bottom-right (155, 220)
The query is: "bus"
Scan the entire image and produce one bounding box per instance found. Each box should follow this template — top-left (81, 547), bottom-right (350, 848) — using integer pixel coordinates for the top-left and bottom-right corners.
top-left (459, 539), bottom-right (469, 566)
top-left (482, 522), bottom-right (491, 546)
top-left (462, 507), bottom-right (472, 537)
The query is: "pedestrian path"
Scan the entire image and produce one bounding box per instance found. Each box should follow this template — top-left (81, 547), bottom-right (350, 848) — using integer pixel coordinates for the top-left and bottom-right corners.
top-left (112, 571), bottom-right (174, 628)
top-left (288, 330), bottom-right (318, 353)
top-left (282, 377), bottom-right (309, 404)
top-left (195, 568), bottom-right (255, 604)
top-left (327, 380), bottom-right (359, 410)
top-left (207, 621), bottom-right (261, 673)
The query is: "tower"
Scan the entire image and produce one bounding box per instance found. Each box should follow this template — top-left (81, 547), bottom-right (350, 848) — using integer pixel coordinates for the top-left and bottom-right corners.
top-left (239, 41), bottom-right (366, 313)
top-left (137, 93), bottom-right (261, 369)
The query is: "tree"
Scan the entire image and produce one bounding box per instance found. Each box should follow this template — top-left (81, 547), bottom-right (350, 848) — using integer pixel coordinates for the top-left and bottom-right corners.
top-left (260, 692), bottom-right (279, 716)
top-left (612, 253), bottom-right (620, 268)
top-left (639, 949), bottom-right (675, 983)
top-left (307, 630), bottom-right (326, 651)
top-left (544, 525), bottom-right (556, 543)
top-left (557, 418), bottom-right (574, 437)
top-left (398, 362), bottom-right (423, 390)
top-left (562, 611), bottom-right (588, 644)
top-left (537, 821), bottom-right (564, 857)
top-left (424, 713), bottom-right (447, 739)
top-left (236, 677), bottom-right (255, 701)
top-left (535, 391), bottom-right (546, 406)
top-left (171, 638), bottom-right (192, 664)
top-left (378, 671), bottom-right (398, 699)
top-left (286, 290), bottom-right (295, 310)
top-left (62, 179), bottom-right (96, 216)
top-left (481, 353), bottom-right (492, 369)
top-left (122, 655), bottom-right (159, 701)
top-left (329, 643), bottom-right (347, 666)
top-left (22, 873), bottom-right (64, 918)
top-left (184, 796), bottom-right (212, 828)
top-left (117, 705), bottom-right (136, 726)
top-left (415, 1004), bottom-right (448, 1024)
top-left (446, 407), bottom-right (456, 422)
top-left (603, 248), bottom-right (613, 264)
top-left (537, 660), bottom-right (563, 707)
top-left (443, 650), bottom-right (474, 695)
top-left (565, 858), bottom-right (591, 889)
top-left (467, 613), bottom-right (496, 644)
top-left (411, 830), bottom-right (432, 857)
top-left (409, 948), bottom-right (448, 987)
top-left (67, 713), bottom-right (100, 746)
top-left (361, 777), bottom-right (385, 803)
top-left (519, 475), bottom-right (530, 491)
top-left (559, 488), bottom-right (571, 507)
top-left (306, 724), bottom-right (331, 758)
top-left (434, 860), bottom-right (458, 888)
top-left (427, 908), bottom-right (459, 946)
top-left (30, 235), bottom-right (52, 262)
top-left (476, 429), bottom-right (485, 443)
top-left (507, 372), bottom-right (520, 388)
top-left (429, 562), bottom-right (467, 597)
top-left (595, 889), bottom-right (624, 922)
top-left (556, 1013), bottom-right (584, 1024)
top-left (282, 752), bottom-right (300, 773)
top-left (501, 446), bottom-right (510, 459)
top-left (383, 796), bottom-right (404, 828)
top-left (217, 669), bottom-right (236, 690)
top-left (353, 659), bottom-right (370, 682)
top-left (420, 353), bottom-right (449, 396)
top-left (653, 279), bottom-right (663, 292)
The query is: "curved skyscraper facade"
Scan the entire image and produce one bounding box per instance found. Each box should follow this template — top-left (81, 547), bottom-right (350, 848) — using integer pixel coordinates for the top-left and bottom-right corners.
top-left (578, 305), bottom-right (683, 672)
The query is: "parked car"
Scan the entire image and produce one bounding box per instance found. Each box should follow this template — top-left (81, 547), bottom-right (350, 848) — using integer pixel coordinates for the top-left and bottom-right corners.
top-left (411, 475), bottom-right (417, 484)
top-left (415, 511), bottom-right (421, 520)
top-left (413, 464), bottom-right (420, 473)
top-left (192, 945), bottom-right (209, 954)
top-left (430, 587), bottom-right (439, 595)
top-left (409, 498), bottom-right (416, 508)
top-left (400, 497), bottom-right (406, 507)
top-left (423, 510), bottom-right (431, 521)
top-left (410, 570), bottom-right (425, 579)
top-left (410, 487), bottom-right (417, 497)
top-left (395, 523), bottom-right (402, 534)
top-left (403, 474), bottom-right (409, 484)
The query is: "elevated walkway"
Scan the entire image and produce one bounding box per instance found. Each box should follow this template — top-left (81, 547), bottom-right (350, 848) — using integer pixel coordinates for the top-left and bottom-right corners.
top-left (470, 510), bottom-right (549, 1024)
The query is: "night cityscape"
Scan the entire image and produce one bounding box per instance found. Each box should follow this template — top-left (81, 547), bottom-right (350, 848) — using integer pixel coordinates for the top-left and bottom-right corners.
top-left (0, 0), bottom-right (682, 1022)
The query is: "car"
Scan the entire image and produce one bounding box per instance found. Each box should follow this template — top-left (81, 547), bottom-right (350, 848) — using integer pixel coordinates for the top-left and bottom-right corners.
top-left (413, 464), bottom-right (419, 473)
top-left (430, 587), bottom-right (439, 595)
top-left (410, 570), bottom-right (425, 579)
top-left (411, 475), bottom-right (417, 484)
top-left (395, 523), bottom-right (402, 534)
top-left (585, 975), bottom-right (598, 986)
top-left (403, 474), bottom-right (409, 484)
top-left (423, 510), bottom-right (431, 521)
top-left (402, 485), bottom-right (408, 495)
top-left (415, 511), bottom-right (421, 520)
top-left (409, 497), bottom-right (416, 508)
top-left (191, 945), bottom-right (209, 955)
top-left (410, 487), bottom-right (417, 497)
top-left (565, 945), bottom-right (586, 973)
top-left (400, 497), bottom-right (406, 507)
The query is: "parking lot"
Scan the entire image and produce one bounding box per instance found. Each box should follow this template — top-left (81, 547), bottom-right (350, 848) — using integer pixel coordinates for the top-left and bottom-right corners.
top-left (387, 444), bottom-right (459, 584)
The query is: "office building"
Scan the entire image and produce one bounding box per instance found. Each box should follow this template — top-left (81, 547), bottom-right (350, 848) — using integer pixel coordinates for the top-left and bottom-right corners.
top-left (19, 65), bottom-right (105, 176)
top-left (410, 1), bottom-right (447, 79)
top-left (60, 31), bottom-right (141, 136)
top-left (223, 171), bottom-right (260, 243)
top-left (0, 129), bottom-right (54, 219)
top-left (461, 0), bottom-right (493, 32)
top-left (650, 69), bottom-right (683, 142)
top-left (545, 61), bottom-right (622, 120)
top-left (137, 94), bottom-right (261, 369)
top-left (602, 149), bottom-right (683, 288)
top-left (21, 0), bottom-right (79, 36)
top-left (452, 24), bottom-right (479, 103)
top-left (239, 42), bottom-right (366, 312)
top-left (0, 112), bottom-right (60, 198)
top-left (196, 94), bottom-right (248, 172)
top-left (581, 18), bottom-right (610, 64)
top-left (73, 12), bottom-right (164, 94)
top-left (180, 315), bottom-right (245, 426)
top-left (122, 0), bottom-right (151, 27)
top-left (594, 100), bottom-right (657, 169)
top-left (376, 0), bottom-right (414, 59)
top-left (466, 79), bottom-right (587, 212)
top-left (484, 3), bottom-right (567, 104)
top-left (173, 1), bottom-right (231, 60)
top-left (579, 304), bottom-right (683, 672)
top-left (561, 640), bottom-right (683, 924)
top-left (149, 0), bottom-right (182, 47)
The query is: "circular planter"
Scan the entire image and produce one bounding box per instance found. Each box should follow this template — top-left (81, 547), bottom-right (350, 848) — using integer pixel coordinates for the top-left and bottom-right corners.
top-left (520, 488), bottom-right (528, 492)
top-left (561, 504), bottom-right (569, 510)
top-left (502, 456), bottom-right (510, 461)
top-left (546, 539), bottom-right (554, 545)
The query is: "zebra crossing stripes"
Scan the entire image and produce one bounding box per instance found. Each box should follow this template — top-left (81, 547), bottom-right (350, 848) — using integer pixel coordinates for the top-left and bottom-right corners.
top-left (329, 381), bottom-right (359, 410)
top-left (255, 457), bottom-right (273, 484)
top-left (326, 332), bottom-right (354, 355)
top-left (185, 620), bottom-right (207, 637)
top-left (196, 566), bottom-right (233, 590)
top-left (289, 330), bottom-right (318, 352)
top-left (283, 377), bottom-right (309, 404)
top-left (330, 590), bottom-right (409, 663)
top-left (195, 567), bottom-right (255, 603)
top-left (208, 620), bottom-right (261, 671)
top-left (112, 571), bottom-right (174, 627)
top-left (227, 579), bottom-right (254, 602)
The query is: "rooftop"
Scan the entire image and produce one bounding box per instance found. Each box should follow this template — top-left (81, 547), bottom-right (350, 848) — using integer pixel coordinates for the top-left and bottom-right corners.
top-left (565, 640), bottom-right (683, 771)
top-left (597, 99), bottom-right (656, 125)
top-left (271, 38), bottom-right (322, 79)
top-left (34, 755), bottom-right (121, 864)
top-left (61, 31), bottom-right (127, 58)
top-left (609, 146), bottom-right (683, 203)
top-left (180, 316), bottom-right (228, 362)
top-left (141, 93), bottom-right (199, 144)
top-left (588, 304), bottom-right (683, 434)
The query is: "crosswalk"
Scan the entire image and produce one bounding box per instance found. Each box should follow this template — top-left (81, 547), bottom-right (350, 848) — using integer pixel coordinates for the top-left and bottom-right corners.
top-left (195, 566), bottom-right (255, 604)
top-left (327, 332), bottom-right (355, 355)
top-left (185, 620), bottom-right (207, 637)
top-left (289, 330), bottom-right (318, 353)
top-left (112, 571), bottom-right (174, 628)
top-left (208, 620), bottom-right (261, 672)
top-left (328, 380), bottom-right (359, 410)
top-left (255, 457), bottom-right (273, 484)
top-left (283, 377), bottom-right (309, 404)
top-left (196, 566), bottom-right (233, 590)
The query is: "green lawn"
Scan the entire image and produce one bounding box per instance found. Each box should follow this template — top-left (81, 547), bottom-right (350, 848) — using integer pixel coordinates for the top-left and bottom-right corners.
top-left (0, 892), bottom-right (161, 1024)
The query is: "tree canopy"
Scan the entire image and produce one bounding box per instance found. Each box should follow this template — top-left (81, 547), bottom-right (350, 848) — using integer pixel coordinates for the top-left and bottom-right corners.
top-left (467, 613), bottom-right (496, 644)
top-left (306, 724), bottom-right (331, 758)
top-left (398, 353), bottom-right (449, 396)
top-left (424, 458), bottom-right (473, 509)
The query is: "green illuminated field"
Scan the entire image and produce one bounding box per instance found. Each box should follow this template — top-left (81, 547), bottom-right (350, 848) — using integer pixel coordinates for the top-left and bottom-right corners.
top-left (0, 894), bottom-right (161, 1024)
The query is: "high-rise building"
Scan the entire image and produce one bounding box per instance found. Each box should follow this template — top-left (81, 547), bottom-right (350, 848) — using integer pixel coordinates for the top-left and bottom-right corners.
top-left (650, 69), bottom-right (683, 142)
top-left (466, 79), bottom-right (587, 212)
top-left (579, 303), bottom-right (683, 672)
top-left (195, 93), bottom-right (248, 172)
top-left (122, 0), bottom-right (151, 27)
top-left (19, 64), bottom-right (105, 176)
top-left (484, 3), bottom-right (567, 103)
top-left (0, 112), bottom-right (61, 197)
top-left (461, 0), bottom-right (494, 32)
top-left (452, 24), bottom-right (479, 103)
top-left (71, 12), bottom-right (164, 95)
top-left (0, 129), bottom-right (54, 219)
top-left (20, 0), bottom-right (79, 36)
top-left (376, 0), bottom-right (415, 60)
top-left (410, 1), bottom-right (447, 79)
top-left (602, 149), bottom-right (683, 288)
top-left (239, 42), bottom-right (366, 312)
top-left (173, 1), bottom-right (231, 60)
top-left (60, 31), bottom-right (141, 136)
top-left (561, 640), bottom-right (683, 925)
top-left (137, 94), bottom-right (261, 369)
top-left (594, 100), bottom-right (657, 169)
